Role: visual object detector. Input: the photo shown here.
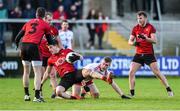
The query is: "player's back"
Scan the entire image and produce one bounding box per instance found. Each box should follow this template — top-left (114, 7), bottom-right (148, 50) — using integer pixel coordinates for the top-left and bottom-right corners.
top-left (22, 18), bottom-right (50, 44)
top-left (83, 63), bottom-right (109, 76)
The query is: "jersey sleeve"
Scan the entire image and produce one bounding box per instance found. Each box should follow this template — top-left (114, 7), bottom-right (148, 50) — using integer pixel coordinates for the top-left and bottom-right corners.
top-left (50, 26), bottom-right (58, 36)
top-left (47, 57), bottom-right (54, 66)
top-left (44, 23), bottom-right (51, 35)
top-left (131, 26), bottom-right (136, 36)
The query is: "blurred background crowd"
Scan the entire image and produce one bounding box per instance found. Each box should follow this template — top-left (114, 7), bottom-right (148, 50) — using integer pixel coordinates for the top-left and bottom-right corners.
top-left (0, 0), bottom-right (180, 58)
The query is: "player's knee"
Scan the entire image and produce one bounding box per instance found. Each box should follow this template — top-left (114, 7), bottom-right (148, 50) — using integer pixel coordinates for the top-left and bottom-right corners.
top-left (129, 71), bottom-right (135, 77)
top-left (92, 93), bottom-right (99, 99)
top-left (56, 86), bottom-right (63, 96)
top-left (49, 73), bottom-right (56, 78)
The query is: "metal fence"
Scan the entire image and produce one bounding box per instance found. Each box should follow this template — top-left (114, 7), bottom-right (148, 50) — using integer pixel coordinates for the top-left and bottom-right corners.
top-left (0, 19), bottom-right (180, 56)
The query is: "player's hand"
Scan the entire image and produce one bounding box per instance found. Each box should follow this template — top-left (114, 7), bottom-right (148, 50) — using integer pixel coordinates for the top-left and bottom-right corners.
top-left (138, 34), bottom-right (146, 39)
top-left (133, 42), bottom-right (140, 46)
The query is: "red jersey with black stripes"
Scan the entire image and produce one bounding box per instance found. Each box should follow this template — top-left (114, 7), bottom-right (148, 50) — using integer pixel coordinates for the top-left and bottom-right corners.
top-left (131, 23), bottom-right (156, 54)
top-left (21, 18), bottom-right (51, 44)
top-left (48, 49), bottom-right (76, 78)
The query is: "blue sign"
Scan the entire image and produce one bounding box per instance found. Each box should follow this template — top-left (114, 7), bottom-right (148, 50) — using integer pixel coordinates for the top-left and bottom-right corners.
top-left (74, 56), bottom-right (180, 76)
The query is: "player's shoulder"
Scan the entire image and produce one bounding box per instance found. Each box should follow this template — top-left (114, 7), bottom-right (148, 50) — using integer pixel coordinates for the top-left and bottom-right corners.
top-left (84, 63), bottom-right (99, 68)
top-left (132, 24), bottom-right (139, 31)
top-left (146, 23), bottom-right (155, 28)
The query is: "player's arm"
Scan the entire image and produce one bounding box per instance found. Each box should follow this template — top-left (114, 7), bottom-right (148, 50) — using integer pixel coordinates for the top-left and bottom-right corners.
top-left (41, 65), bottom-right (53, 85)
top-left (144, 33), bottom-right (157, 44)
top-left (128, 35), bottom-right (139, 46)
top-left (71, 38), bottom-right (74, 49)
top-left (45, 33), bottom-right (55, 45)
top-left (15, 30), bottom-right (25, 48)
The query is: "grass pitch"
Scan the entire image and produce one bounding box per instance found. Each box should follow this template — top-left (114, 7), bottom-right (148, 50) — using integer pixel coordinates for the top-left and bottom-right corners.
top-left (0, 77), bottom-right (180, 110)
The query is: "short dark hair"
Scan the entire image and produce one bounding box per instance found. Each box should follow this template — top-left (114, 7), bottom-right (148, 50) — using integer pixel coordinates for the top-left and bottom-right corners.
top-left (45, 12), bottom-right (52, 17)
top-left (61, 20), bottom-right (68, 24)
top-left (49, 39), bottom-right (58, 45)
top-left (36, 7), bottom-right (46, 18)
top-left (137, 11), bottom-right (147, 18)
top-left (103, 56), bottom-right (112, 63)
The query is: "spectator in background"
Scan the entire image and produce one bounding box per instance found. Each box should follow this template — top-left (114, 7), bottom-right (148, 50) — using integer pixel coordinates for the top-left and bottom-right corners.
top-left (74, 0), bottom-right (83, 19)
top-left (62, 0), bottom-right (72, 13)
top-left (50, 0), bottom-right (64, 12)
top-left (86, 9), bottom-right (97, 50)
top-left (130, 0), bottom-right (138, 12)
top-left (95, 11), bottom-right (108, 49)
top-left (116, 0), bottom-right (124, 17)
top-left (6, 0), bottom-right (19, 11)
top-left (9, 6), bottom-right (22, 48)
top-left (0, 0), bottom-right (7, 57)
top-left (153, 0), bottom-right (165, 20)
top-left (68, 4), bottom-right (78, 30)
top-left (142, 0), bottom-right (151, 12)
top-left (22, 3), bottom-right (35, 18)
top-left (53, 5), bottom-right (67, 28)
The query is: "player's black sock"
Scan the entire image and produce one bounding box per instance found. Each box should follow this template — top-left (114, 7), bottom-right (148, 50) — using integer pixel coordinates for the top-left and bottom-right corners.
top-left (81, 93), bottom-right (86, 97)
top-left (166, 87), bottom-right (172, 92)
top-left (35, 90), bottom-right (40, 99)
top-left (130, 89), bottom-right (135, 96)
top-left (24, 87), bottom-right (29, 95)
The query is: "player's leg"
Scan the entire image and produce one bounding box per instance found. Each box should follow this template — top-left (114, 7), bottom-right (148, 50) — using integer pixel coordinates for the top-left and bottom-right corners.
top-left (149, 62), bottom-right (173, 96)
top-left (88, 83), bottom-right (100, 98)
top-left (128, 62), bottom-right (141, 96)
top-left (20, 43), bottom-right (32, 101)
top-left (32, 61), bottom-right (44, 102)
top-left (110, 80), bottom-right (131, 99)
top-left (22, 60), bottom-right (31, 101)
top-left (56, 72), bottom-right (81, 99)
top-left (72, 84), bottom-right (82, 98)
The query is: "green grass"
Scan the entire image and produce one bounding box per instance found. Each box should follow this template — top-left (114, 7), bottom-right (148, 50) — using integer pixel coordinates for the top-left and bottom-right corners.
top-left (0, 77), bottom-right (180, 110)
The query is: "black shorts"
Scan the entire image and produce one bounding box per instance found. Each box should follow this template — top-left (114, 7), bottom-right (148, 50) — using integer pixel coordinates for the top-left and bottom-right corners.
top-left (42, 57), bottom-right (49, 67)
top-left (59, 69), bottom-right (84, 91)
top-left (132, 54), bottom-right (157, 66)
top-left (20, 43), bottom-right (41, 61)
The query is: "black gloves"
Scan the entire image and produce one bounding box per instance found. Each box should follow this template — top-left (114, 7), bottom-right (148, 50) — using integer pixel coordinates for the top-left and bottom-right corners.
top-left (138, 34), bottom-right (146, 39)
top-left (133, 42), bottom-right (140, 46)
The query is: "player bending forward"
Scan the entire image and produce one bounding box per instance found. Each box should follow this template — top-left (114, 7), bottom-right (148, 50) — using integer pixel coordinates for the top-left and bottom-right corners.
top-left (41, 41), bottom-right (113, 99)
top-left (72, 57), bottom-right (131, 99)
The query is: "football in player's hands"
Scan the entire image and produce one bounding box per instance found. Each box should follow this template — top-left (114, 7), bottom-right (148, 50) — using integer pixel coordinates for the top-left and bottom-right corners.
top-left (66, 52), bottom-right (81, 63)
top-left (138, 34), bottom-right (146, 39)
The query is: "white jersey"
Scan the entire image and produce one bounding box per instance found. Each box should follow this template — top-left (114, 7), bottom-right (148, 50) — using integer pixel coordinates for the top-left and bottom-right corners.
top-left (83, 63), bottom-right (110, 76)
top-left (58, 29), bottom-right (73, 49)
